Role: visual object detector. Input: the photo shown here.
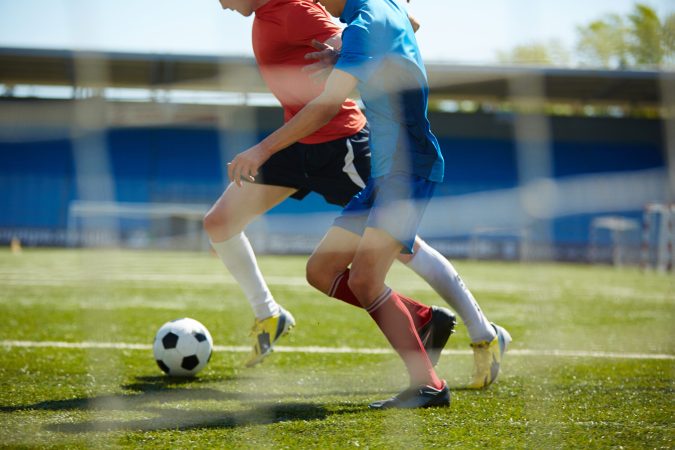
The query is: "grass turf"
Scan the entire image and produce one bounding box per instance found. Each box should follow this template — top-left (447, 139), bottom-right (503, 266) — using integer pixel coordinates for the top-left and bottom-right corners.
top-left (0, 249), bottom-right (673, 448)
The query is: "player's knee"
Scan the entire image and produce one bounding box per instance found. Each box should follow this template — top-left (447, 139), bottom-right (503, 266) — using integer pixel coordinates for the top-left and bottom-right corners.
top-left (346, 268), bottom-right (377, 304)
top-left (202, 208), bottom-right (221, 237)
top-left (306, 253), bottom-right (329, 292)
top-left (202, 207), bottom-right (237, 241)
top-left (305, 257), bottom-right (320, 290)
top-left (203, 201), bottom-right (249, 241)
top-left (306, 252), bottom-right (349, 294)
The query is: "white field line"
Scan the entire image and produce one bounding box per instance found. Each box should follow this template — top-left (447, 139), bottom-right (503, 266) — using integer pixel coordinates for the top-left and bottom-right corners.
top-left (2, 274), bottom-right (668, 303)
top-left (0, 274), bottom-right (312, 287)
top-left (1, 340), bottom-right (673, 360)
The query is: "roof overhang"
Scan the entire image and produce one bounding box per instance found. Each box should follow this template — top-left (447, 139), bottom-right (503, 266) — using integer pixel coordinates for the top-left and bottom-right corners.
top-left (1, 47), bottom-right (673, 107)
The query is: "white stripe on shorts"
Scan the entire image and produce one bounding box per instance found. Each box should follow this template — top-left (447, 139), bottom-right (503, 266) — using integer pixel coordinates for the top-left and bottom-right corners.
top-left (343, 138), bottom-right (366, 189)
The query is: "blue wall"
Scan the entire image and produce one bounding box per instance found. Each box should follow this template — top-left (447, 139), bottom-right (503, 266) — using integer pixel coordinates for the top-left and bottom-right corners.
top-left (0, 113), bottom-right (666, 253)
top-left (1, 137), bottom-right (75, 229)
top-left (108, 128), bottom-right (223, 204)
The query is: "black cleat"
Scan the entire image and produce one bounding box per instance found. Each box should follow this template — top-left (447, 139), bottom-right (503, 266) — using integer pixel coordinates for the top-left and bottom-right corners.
top-left (417, 306), bottom-right (456, 366)
top-left (369, 382), bottom-right (450, 409)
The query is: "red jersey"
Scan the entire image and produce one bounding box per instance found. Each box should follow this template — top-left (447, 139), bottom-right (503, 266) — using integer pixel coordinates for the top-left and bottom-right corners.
top-left (252, 0), bottom-right (366, 144)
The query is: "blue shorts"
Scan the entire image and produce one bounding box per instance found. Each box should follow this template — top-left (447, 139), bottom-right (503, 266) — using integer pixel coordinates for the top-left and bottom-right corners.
top-left (333, 172), bottom-right (436, 253)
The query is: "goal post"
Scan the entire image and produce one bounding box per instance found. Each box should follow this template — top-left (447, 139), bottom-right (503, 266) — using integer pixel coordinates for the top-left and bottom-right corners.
top-left (640, 202), bottom-right (675, 272)
top-left (589, 216), bottom-right (640, 267)
top-left (66, 200), bottom-right (210, 250)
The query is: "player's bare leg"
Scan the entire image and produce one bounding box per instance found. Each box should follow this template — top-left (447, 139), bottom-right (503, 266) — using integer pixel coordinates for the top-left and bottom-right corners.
top-left (204, 181), bottom-right (296, 242)
top-left (204, 181), bottom-right (298, 366)
top-left (306, 226), bottom-right (359, 293)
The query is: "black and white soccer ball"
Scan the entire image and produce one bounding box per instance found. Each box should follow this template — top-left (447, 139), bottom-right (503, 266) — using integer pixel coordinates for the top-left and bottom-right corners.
top-left (153, 318), bottom-right (213, 377)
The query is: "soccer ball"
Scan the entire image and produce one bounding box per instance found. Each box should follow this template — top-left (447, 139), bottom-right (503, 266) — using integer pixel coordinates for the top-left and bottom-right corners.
top-left (153, 318), bottom-right (213, 377)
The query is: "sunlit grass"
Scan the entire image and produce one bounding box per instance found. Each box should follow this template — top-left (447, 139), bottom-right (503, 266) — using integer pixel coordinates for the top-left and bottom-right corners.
top-left (0, 249), bottom-right (672, 448)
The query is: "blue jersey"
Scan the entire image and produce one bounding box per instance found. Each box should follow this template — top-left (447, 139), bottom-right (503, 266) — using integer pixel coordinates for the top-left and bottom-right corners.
top-left (334, 0), bottom-right (444, 182)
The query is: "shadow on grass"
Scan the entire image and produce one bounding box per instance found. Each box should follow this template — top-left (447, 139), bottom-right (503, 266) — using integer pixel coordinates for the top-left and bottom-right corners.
top-left (0, 375), bottom-right (241, 413)
top-left (2, 374), bottom-right (365, 433)
top-left (45, 401), bottom-right (345, 433)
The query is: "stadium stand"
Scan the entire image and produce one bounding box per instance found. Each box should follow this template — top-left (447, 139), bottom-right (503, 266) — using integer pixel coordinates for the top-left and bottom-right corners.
top-left (0, 48), bottom-right (671, 262)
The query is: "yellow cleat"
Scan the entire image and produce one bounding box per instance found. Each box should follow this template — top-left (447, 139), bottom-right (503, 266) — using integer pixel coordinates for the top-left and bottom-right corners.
top-left (467, 323), bottom-right (511, 389)
top-left (245, 306), bottom-right (295, 367)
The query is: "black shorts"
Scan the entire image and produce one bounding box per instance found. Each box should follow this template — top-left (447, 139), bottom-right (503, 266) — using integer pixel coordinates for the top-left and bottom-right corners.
top-left (252, 126), bottom-right (371, 207)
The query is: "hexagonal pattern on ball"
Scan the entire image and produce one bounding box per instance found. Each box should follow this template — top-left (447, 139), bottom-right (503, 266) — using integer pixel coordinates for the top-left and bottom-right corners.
top-left (152, 318), bottom-right (213, 377)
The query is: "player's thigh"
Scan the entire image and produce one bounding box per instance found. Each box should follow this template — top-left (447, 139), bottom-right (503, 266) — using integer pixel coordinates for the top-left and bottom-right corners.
top-left (349, 226), bottom-right (403, 304)
top-left (306, 226), bottom-right (360, 292)
top-left (396, 236), bottom-right (423, 264)
top-left (204, 182), bottom-right (296, 241)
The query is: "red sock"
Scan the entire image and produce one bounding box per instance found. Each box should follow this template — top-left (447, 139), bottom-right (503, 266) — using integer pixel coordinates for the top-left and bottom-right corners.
top-left (366, 288), bottom-right (443, 388)
top-left (329, 269), bottom-right (432, 330)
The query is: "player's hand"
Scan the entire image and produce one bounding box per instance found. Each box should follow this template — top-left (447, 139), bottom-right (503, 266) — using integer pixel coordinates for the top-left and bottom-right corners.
top-left (227, 145), bottom-right (268, 187)
top-left (303, 39), bottom-right (339, 83)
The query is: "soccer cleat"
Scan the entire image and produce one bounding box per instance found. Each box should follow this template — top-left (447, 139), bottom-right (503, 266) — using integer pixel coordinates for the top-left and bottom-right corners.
top-left (466, 323), bottom-right (511, 389)
top-left (369, 381), bottom-right (450, 409)
top-left (417, 306), bottom-right (456, 367)
top-left (245, 306), bottom-right (295, 367)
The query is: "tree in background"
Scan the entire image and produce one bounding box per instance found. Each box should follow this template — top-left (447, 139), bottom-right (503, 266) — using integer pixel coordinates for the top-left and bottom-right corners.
top-left (576, 3), bottom-right (674, 68)
top-left (499, 3), bottom-right (674, 69)
top-left (665, 13), bottom-right (675, 66)
top-left (576, 14), bottom-right (630, 68)
top-left (628, 4), bottom-right (665, 66)
top-left (496, 39), bottom-right (570, 66)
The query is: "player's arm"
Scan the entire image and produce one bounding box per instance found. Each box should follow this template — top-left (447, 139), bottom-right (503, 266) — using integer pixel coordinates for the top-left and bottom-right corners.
top-left (303, 9), bottom-right (420, 81)
top-left (320, 9), bottom-right (419, 52)
top-left (303, 39), bottom-right (340, 82)
top-left (227, 69), bottom-right (359, 186)
top-left (324, 33), bottom-right (342, 51)
top-left (301, 31), bottom-right (343, 83)
top-left (314, 3), bottom-right (420, 61)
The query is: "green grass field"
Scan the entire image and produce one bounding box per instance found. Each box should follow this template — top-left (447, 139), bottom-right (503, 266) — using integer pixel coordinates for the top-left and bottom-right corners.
top-left (0, 249), bottom-right (673, 448)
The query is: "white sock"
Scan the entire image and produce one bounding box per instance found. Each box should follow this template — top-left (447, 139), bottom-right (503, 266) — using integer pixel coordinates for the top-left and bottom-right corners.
top-left (406, 240), bottom-right (496, 343)
top-left (210, 232), bottom-right (280, 320)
